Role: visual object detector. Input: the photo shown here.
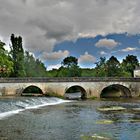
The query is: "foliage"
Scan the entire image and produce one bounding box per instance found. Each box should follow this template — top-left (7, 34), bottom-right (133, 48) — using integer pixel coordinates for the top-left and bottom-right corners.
top-left (10, 34), bottom-right (26, 77)
top-left (0, 41), bottom-right (13, 77)
top-left (24, 51), bottom-right (46, 77)
top-left (9, 34), bottom-right (47, 77)
top-left (67, 65), bottom-right (81, 77)
top-left (93, 55), bottom-right (138, 77)
top-left (38, 55), bottom-right (140, 78)
top-left (106, 56), bottom-right (120, 77)
top-left (61, 56), bottom-right (81, 77)
top-left (81, 68), bottom-right (96, 77)
top-left (62, 56), bottom-right (78, 68)
top-left (47, 69), bottom-right (59, 77)
top-left (121, 55), bottom-right (139, 76)
top-left (95, 57), bottom-right (107, 77)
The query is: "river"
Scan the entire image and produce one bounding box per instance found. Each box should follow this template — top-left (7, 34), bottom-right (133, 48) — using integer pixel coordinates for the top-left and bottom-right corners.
top-left (1, 97), bottom-right (140, 140)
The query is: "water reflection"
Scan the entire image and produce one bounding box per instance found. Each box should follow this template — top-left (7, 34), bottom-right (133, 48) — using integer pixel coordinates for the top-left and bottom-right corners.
top-left (65, 92), bottom-right (82, 100)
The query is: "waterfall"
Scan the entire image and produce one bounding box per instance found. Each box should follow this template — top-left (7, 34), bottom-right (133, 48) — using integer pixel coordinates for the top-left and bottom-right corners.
top-left (0, 97), bottom-right (70, 119)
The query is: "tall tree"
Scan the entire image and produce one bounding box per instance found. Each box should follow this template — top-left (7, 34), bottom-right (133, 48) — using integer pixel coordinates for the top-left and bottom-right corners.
top-left (0, 41), bottom-right (13, 77)
top-left (95, 57), bottom-right (107, 77)
top-left (106, 56), bottom-right (120, 77)
top-left (10, 34), bottom-right (26, 77)
top-left (121, 55), bottom-right (139, 77)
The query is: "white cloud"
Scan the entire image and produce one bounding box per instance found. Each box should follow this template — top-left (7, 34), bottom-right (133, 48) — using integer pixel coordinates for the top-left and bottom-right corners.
top-left (78, 52), bottom-right (96, 65)
top-left (78, 33), bottom-right (96, 38)
top-left (95, 38), bottom-right (120, 49)
top-left (41, 50), bottom-right (69, 61)
top-left (100, 51), bottom-right (107, 55)
top-left (47, 64), bottom-right (61, 70)
top-left (121, 47), bottom-right (138, 52)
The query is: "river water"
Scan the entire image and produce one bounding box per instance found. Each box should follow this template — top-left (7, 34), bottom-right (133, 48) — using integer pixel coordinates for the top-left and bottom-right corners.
top-left (1, 97), bottom-right (140, 140)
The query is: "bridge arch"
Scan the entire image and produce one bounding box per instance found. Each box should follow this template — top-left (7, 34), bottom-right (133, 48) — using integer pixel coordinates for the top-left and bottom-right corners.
top-left (100, 84), bottom-right (132, 98)
top-left (65, 85), bottom-right (87, 99)
top-left (21, 85), bottom-right (43, 96)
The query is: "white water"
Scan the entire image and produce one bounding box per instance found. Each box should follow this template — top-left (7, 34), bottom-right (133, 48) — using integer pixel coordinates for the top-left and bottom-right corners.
top-left (0, 97), bottom-right (70, 120)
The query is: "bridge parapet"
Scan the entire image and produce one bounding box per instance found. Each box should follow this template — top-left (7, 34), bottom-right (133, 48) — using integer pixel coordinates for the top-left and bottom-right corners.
top-left (0, 77), bottom-right (140, 83)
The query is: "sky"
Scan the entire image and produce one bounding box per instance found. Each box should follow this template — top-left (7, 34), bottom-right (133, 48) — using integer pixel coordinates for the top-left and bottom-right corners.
top-left (0, 0), bottom-right (140, 70)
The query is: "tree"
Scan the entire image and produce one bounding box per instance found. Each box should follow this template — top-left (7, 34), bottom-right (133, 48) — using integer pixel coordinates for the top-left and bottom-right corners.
top-left (95, 57), bottom-right (107, 77)
top-left (62, 56), bottom-right (78, 68)
top-left (0, 41), bottom-right (13, 77)
top-left (10, 34), bottom-right (26, 77)
top-left (47, 69), bottom-right (59, 77)
top-left (61, 56), bottom-right (81, 77)
top-left (56, 66), bottom-right (69, 77)
top-left (81, 68), bottom-right (96, 77)
top-left (121, 55), bottom-right (139, 77)
top-left (24, 51), bottom-right (36, 76)
top-left (24, 51), bottom-right (47, 77)
top-left (106, 56), bottom-right (120, 77)
top-left (35, 59), bottom-right (47, 77)
top-left (67, 65), bottom-right (81, 77)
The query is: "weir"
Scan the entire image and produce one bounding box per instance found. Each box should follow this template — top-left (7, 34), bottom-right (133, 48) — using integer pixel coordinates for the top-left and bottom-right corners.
top-left (0, 77), bottom-right (140, 98)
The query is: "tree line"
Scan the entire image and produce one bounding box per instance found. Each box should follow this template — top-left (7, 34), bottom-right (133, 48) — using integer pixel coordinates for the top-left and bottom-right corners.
top-left (0, 34), bottom-right (139, 77)
top-left (47, 55), bottom-right (139, 77)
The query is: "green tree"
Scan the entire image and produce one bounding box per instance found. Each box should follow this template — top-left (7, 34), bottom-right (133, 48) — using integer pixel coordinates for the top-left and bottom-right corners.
top-left (67, 65), bottom-right (81, 77)
top-left (62, 56), bottom-right (78, 68)
top-left (81, 68), bottom-right (96, 77)
top-left (24, 51), bottom-right (36, 76)
top-left (35, 59), bottom-right (46, 77)
top-left (121, 55), bottom-right (139, 77)
top-left (47, 69), bottom-right (59, 77)
top-left (106, 56), bottom-right (120, 77)
top-left (24, 51), bottom-right (47, 77)
top-left (56, 66), bottom-right (69, 77)
top-left (95, 57), bottom-right (107, 77)
top-left (10, 34), bottom-right (26, 77)
top-left (0, 41), bottom-right (13, 77)
top-left (61, 56), bottom-right (81, 77)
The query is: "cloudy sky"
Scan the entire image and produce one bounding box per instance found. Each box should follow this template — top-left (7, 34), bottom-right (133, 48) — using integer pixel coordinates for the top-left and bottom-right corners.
top-left (0, 0), bottom-right (140, 70)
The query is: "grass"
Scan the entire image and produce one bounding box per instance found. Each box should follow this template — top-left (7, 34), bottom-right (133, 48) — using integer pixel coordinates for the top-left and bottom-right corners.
top-left (88, 96), bottom-right (97, 100)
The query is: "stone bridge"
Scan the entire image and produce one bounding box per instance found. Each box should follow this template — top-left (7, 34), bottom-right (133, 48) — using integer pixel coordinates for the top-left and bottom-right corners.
top-left (0, 77), bottom-right (140, 98)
